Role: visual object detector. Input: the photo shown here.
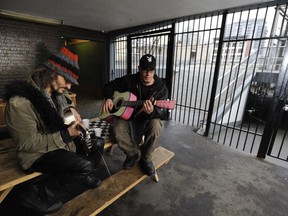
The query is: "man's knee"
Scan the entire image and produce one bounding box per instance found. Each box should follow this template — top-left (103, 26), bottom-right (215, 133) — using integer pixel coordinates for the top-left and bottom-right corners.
top-left (147, 119), bottom-right (162, 136)
top-left (77, 159), bottom-right (94, 175)
top-left (113, 120), bottom-right (130, 141)
top-left (113, 119), bottom-right (128, 132)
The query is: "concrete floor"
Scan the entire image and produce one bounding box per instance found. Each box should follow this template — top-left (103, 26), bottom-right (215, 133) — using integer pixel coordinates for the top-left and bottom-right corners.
top-left (2, 94), bottom-right (287, 216)
top-left (95, 121), bottom-right (288, 216)
top-left (76, 94), bottom-right (288, 216)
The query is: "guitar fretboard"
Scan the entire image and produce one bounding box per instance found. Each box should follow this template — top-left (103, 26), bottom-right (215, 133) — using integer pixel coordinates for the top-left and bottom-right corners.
top-left (122, 100), bottom-right (144, 107)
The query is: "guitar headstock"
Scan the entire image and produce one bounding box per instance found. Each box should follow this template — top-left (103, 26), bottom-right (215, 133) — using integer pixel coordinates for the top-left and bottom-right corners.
top-left (155, 100), bottom-right (175, 110)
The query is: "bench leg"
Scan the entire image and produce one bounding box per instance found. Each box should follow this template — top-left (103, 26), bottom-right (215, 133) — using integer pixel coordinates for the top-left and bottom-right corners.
top-left (0, 187), bottom-right (13, 203)
top-left (151, 171), bottom-right (159, 182)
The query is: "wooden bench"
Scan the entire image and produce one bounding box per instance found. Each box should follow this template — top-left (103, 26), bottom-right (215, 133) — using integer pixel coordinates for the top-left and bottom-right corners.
top-left (0, 137), bottom-right (174, 215)
top-left (0, 138), bottom-right (113, 203)
top-left (51, 146), bottom-right (174, 216)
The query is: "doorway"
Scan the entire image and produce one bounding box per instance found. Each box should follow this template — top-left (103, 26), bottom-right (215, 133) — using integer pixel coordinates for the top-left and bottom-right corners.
top-left (63, 38), bottom-right (106, 99)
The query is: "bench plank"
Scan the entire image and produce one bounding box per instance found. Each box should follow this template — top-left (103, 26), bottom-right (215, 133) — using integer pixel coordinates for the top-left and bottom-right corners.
top-left (0, 138), bottom-right (113, 202)
top-left (51, 146), bottom-right (174, 216)
top-left (0, 139), bottom-right (42, 192)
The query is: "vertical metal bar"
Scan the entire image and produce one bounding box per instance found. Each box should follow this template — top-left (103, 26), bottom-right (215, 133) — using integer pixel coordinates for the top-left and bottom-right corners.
top-left (247, 7), bottom-right (270, 153)
top-left (191, 18), bottom-right (201, 126)
top-left (172, 23), bottom-right (180, 120)
top-left (196, 16), bottom-right (207, 126)
top-left (209, 13), bottom-right (230, 141)
top-left (180, 20), bottom-right (190, 123)
top-left (187, 18), bottom-right (196, 125)
top-left (160, 35), bottom-right (166, 79)
top-left (121, 38), bottom-right (124, 77)
top-left (204, 11), bottom-right (227, 136)
top-left (166, 23), bottom-right (175, 100)
top-left (145, 36), bottom-right (148, 54)
top-left (127, 36), bottom-right (132, 75)
top-left (242, 7), bottom-right (261, 152)
top-left (179, 20), bottom-right (186, 122)
top-left (230, 10), bottom-right (252, 149)
top-left (183, 20), bottom-right (193, 124)
top-left (203, 14), bottom-right (220, 126)
top-left (225, 10), bottom-right (248, 148)
top-left (116, 38), bottom-right (120, 77)
top-left (221, 12), bottom-right (242, 145)
top-left (257, 43), bottom-right (288, 158)
top-left (199, 16), bottom-right (212, 127)
top-left (276, 127), bottom-right (287, 158)
top-left (106, 37), bottom-right (112, 82)
top-left (204, 13), bottom-right (220, 126)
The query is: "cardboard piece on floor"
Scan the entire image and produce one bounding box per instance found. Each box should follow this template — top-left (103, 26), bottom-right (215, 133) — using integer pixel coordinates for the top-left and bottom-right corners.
top-left (51, 146), bottom-right (174, 216)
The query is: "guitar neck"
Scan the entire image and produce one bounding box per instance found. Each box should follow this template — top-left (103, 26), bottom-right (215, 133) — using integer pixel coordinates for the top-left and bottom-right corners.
top-left (78, 122), bottom-right (88, 133)
top-left (122, 99), bottom-right (175, 110)
top-left (122, 100), bottom-right (144, 107)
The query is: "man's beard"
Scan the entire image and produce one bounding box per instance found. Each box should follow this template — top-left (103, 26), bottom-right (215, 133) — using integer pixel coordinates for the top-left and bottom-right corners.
top-left (50, 82), bottom-right (65, 95)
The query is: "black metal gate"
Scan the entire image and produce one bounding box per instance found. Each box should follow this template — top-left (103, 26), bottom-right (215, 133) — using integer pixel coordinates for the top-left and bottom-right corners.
top-left (109, 1), bottom-right (288, 166)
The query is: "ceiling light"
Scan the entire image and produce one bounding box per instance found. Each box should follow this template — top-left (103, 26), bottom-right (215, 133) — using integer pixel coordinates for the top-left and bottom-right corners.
top-left (0, 9), bottom-right (63, 25)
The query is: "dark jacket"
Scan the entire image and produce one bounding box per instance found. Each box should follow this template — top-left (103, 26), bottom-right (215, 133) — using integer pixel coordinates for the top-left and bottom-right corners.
top-left (103, 72), bottom-right (169, 121)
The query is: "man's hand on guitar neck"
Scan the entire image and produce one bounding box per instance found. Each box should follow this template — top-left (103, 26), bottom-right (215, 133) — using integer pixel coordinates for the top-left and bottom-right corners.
top-left (143, 100), bottom-right (154, 115)
top-left (103, 99), bottom-right (114, 113)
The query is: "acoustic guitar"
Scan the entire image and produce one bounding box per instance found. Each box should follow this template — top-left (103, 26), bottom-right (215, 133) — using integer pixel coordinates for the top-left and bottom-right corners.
top-left (99, 91), bottom-right (175, 121)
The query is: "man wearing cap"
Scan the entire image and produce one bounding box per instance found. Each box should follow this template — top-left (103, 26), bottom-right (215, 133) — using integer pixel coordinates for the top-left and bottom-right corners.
top-left (102, 54), bottom-right (169, 177)
top-left (4, 47), bottom-right (104, 214)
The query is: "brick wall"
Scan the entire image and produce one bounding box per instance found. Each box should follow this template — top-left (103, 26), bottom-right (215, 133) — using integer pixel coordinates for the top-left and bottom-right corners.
top-left (0, 17), bottom-right (106, 98)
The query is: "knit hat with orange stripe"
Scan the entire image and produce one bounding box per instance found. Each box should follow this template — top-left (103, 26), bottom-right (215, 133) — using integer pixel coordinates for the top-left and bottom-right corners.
top-left (44, 46), bottom-right (80, 85)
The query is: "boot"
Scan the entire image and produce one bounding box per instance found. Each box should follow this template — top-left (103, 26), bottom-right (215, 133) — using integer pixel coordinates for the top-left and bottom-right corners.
top-left (140, 159), bottom-right (155, 176)
top-left (20, 185), bottom-right (62, 215)
top-left (84, 171), bottom-right (102, 189)
top-left (123, 152), bottom-right (140, 170)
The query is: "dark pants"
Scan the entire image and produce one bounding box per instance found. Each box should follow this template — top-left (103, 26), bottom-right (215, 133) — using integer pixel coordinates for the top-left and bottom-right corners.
top-left (26, 137), bottom-right (104, 203)
top-left (113, 118), bottom-right (162, 161)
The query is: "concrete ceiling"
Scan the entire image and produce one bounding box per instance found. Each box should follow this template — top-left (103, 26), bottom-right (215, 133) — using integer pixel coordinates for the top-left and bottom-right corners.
top-left (0, 0), bottom-right (271, 32)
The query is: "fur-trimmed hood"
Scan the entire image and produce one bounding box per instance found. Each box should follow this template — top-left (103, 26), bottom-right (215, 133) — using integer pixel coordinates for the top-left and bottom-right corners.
top-left (4, 80), bottom-right (66, 133)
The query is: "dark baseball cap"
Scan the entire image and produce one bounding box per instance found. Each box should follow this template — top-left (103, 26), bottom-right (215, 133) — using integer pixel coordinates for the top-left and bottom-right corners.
top-left (139, 54), bottom-right (156, 70)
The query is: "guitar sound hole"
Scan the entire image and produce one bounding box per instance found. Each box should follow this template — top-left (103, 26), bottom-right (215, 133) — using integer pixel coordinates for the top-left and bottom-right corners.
top-left (115, 98), bottom-right (123, 109)
top-left (110, 98), bottom-right (123, 114)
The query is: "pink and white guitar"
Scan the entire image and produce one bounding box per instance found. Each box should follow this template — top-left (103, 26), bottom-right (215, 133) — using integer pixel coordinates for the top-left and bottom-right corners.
top-left (99, 91), bottom-right (175, 121)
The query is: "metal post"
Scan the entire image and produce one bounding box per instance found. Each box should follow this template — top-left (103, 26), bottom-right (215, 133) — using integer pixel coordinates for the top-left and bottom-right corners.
top-left (257, 42), bottom-right (288, 158)
top-left (204, 11), bottom-right (227, 136)
top-left (166, 23), bottom-right (175, 99)
top-left (127, 36), bottom-right (132, 75)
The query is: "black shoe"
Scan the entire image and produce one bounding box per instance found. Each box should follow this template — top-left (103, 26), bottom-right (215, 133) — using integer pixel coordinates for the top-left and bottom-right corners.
top-left (85, 172), bottom-right (102, 189)
top-left (20, 185), bottom-right (63, 215)
top-left (140, 159), bottom-right (155, 176)
top-left (123, 153), bottom-right (140, 170)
